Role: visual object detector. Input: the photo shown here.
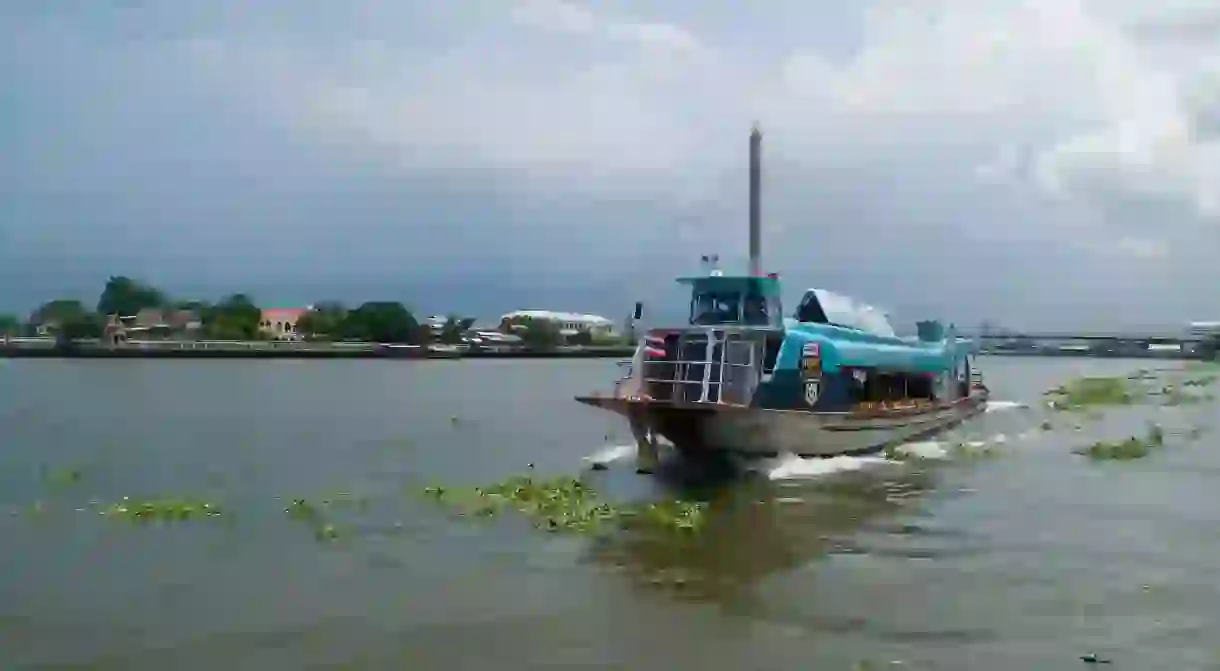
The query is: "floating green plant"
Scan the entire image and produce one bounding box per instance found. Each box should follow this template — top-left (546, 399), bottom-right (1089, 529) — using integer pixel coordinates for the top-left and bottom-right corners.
top-left (1044, 376), bottom-right (1139, 410)
top-left (1074, 425), bottom-right (1165, 461)
top-left (1076, 437), bottom-right (1150, 461)
top-left (101, 496), bottom-right (223, 522)
top-left (284, 497), bottom-right (344, 542)
top-left (423, 474), bottom-right (707, 535)
top-left (1181, 375), bottom-right (1217, 388)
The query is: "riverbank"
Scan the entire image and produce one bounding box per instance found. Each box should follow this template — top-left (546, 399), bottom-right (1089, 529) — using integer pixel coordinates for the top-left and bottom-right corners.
top-left (0, 340), bottom-right (635, 360)
top-left (982, 348), bottom-right (1209, 361)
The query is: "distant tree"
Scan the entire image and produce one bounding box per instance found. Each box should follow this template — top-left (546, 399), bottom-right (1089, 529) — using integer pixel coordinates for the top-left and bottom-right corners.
top-left (96, 276), bottom-right (166, 317)
top-left (58, 313), bottom-right (103, 342)
top-left (29, 299), bottom-right (100, 344)
top-left (567, 328), bottom-right (594, 347)
top-left (592, 330), bottom-right (630, 347)
top-left (438, 315), bottom-right (467, 344)
top-left (297, 302), bottom-right (347, 341)
top-left (340, 302), bottom-right (421, 343)
top-left (202, 293), bottom-right (262, 340)
top-left (520, 320), bottom-right (562, 351)
top-left (32, 299), bottom-right (90, 326)
top-left (0, 313), bottom-right (18, 337)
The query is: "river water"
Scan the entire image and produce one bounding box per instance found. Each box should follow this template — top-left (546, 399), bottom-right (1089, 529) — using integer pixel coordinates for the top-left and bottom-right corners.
top-left (1, 357), bottom-right (1218, 670)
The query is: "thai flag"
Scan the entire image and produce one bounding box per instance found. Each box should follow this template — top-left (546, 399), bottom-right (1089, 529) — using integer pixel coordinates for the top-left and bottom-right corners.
top-left (643, 334), bottom-right (667, 358)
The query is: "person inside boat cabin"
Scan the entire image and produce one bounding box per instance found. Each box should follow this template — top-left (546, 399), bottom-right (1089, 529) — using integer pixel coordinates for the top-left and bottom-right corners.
top-left (691, 292), bottom-right (741, 325)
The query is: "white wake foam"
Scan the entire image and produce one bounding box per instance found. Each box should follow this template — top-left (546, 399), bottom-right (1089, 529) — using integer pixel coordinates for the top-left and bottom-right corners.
top-left (762, 429), bottom-right (1021, 481)
top-left (583, 443), bottom-right (636, 465)
top-left (985, 400), bottom-right (1029, 412)
top-left (761, 452), bottom-right (891, 480)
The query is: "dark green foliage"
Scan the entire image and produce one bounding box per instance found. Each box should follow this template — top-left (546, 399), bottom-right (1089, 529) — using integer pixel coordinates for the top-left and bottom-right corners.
top-left (96, 276), bottom-right (166, 317)
top-left (567, 328), bottom-right (594, 346)
top-left (296, 302), bottom-right (347, 340)
top-left (339, 301), bottom-right (422, 343)
top-left (202, 293), bottom-right (262, 340)
top-left (504, 318), bottom-right (561, 351)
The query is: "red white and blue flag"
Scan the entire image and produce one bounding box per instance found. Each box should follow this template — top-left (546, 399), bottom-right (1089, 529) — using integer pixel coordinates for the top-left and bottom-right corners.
top-left (644, 334), bottom-right (666, 358)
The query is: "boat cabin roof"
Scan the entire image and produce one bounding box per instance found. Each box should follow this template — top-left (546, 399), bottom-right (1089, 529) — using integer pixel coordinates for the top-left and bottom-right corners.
top-left (796, 288), bottom-right (898, 338)
top-left (675, 274), bottom-right (782, 298)
top-left (677, 274), bottom-right (784, 328)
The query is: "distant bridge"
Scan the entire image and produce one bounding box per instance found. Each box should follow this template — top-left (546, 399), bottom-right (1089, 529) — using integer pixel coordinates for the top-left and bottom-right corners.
top-left (961, 332), bottom-right (1205, 343)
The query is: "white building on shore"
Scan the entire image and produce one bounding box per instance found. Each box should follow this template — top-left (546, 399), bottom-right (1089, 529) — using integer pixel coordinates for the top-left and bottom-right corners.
top-left (498, 310), bottom-right (615, 337)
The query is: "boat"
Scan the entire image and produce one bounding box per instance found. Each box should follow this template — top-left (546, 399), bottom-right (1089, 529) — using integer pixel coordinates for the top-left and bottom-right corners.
top-left (574, 125), bottom-right (989, 470)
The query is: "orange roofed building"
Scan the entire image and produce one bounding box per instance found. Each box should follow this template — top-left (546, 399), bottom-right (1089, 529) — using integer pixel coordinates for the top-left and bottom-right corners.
top-left (260, 307), bottom-right (309, 341)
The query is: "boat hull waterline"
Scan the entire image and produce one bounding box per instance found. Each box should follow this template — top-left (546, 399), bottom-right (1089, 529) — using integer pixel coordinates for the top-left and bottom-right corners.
top-left (575, 391), bottom-right (989, 459)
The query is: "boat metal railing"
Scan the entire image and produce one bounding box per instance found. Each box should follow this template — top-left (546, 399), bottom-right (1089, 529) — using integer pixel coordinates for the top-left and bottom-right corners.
top-left (639, 329), bottom-right (763, 405)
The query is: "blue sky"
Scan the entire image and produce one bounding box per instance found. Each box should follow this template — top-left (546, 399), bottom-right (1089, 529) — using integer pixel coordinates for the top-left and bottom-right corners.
top-left (4, 0), bottom-right (1220, 329)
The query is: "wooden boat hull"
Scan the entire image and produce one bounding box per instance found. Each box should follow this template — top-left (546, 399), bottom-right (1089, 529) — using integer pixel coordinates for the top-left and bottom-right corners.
top-left (574, 391), bottom-right (989, 459)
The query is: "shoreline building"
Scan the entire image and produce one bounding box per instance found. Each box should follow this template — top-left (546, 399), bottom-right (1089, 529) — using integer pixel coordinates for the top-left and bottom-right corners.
top-left (498, 310), bottom-right (615, 339)
top-left (260, 307), bottom-right (309, 341)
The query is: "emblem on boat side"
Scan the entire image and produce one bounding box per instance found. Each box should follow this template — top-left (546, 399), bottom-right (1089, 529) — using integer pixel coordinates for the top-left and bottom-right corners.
top-left (804, 380), bottom-right (820, 406)
top-left (801, 342), bottom-right (822, 378)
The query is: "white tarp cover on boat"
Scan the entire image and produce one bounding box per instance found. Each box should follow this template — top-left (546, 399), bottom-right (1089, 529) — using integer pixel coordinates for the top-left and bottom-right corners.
top-left (808, 288), bottom-right (897, 338)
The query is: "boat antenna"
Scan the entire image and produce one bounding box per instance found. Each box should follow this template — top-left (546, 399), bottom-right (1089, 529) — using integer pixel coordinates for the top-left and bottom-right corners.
top-left (748, 122), bottom-right (762, 277)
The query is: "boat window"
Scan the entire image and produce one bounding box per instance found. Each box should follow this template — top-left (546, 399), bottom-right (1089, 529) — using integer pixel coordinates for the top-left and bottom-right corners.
top-left (690, 291), bottom-right (742, 325)
top-left (742, 290), bottom-right (768, 326)
top-left (799, 289), bottom-right (897, 337)
top-left (852, 369), bottom-right (939, 406)
top-left (795, 292), bottom-right (829, 324)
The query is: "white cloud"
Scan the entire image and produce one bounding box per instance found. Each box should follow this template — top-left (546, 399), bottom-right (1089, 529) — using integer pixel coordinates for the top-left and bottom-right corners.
top-left (511, 0), bottom-right (702, 52)
top-left (229, 0), bottom-right (1218, 224)
top-left (1117, 235), bottom-right (1170, 258)
top-left (509, 0), bottom-right (599, 35)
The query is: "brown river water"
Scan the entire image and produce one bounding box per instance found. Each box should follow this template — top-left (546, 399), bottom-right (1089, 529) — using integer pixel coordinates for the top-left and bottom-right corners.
top-left (1, 356), bottom-right (1218, 670)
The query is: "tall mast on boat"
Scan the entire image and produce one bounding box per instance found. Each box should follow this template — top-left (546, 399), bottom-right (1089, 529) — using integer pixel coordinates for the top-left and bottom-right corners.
top-left (748, 123), bottom-right (763, 277)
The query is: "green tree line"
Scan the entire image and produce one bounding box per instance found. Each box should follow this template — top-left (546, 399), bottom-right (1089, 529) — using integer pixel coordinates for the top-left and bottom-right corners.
top-left (0, 276), bottom-right (436, 344)
top-left (0, 276), bottom-right (617, 349)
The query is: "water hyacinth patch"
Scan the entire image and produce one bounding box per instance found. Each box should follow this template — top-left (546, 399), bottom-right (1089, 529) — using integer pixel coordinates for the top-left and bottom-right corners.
top-left (284, 497), bottom-right (348, 542)
top-left (101, 496), bottom-right (223, 522)
top-left (1044, 376), bottom-right (1138, 411)
top-left (423, 474), bottom-right (707, 535)
top-left (1074, 424), bottom-right (1166, 462)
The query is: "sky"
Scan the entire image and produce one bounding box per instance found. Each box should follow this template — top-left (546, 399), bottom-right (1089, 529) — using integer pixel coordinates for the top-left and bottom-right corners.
top-left (3, 0), bottom-right (1220, 330)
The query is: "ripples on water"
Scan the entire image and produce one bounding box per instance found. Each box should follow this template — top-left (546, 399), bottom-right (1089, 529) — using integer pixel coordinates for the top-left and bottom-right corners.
top-left (1, 357), bottom-right (1220, 669)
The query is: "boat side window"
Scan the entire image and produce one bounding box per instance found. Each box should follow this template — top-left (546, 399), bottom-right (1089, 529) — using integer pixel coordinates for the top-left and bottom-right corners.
top-left (856, 370), bottom-right (936, 403)
top-left (795, 292), bottom-right (829, 324)
top-left (742, 291), bottom-right (768, 326)
top-left (906, 373), bottom-right (935, 400)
